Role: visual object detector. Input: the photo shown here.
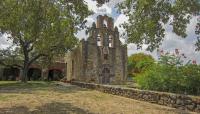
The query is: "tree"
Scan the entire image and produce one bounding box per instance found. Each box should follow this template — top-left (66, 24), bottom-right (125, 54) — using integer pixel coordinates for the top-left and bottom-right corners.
top-left (117, 0), bottom-right (200, 51)
top-left (128, 53), bottom-right (154, 76)
top-left (0, 0), bottom-right (90, 82)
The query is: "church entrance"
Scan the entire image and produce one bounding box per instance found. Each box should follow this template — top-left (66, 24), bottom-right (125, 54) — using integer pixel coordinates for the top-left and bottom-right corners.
top-left (101, 68), bottom-right (110, 84)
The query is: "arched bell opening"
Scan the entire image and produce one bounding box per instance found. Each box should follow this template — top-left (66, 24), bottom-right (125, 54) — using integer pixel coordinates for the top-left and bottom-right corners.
top-left (97, 34), bottom-right (102, 46)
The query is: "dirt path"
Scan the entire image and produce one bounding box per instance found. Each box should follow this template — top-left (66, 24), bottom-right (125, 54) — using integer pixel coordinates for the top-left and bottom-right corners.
top-left (0, 82), bottom-right (196, 114)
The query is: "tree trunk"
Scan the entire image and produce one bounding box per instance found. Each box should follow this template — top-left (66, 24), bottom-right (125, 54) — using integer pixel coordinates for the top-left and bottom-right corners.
top-left (21, 45), bottom-right (29, 83)
top-left (21, 61), bottom-right (29, 83)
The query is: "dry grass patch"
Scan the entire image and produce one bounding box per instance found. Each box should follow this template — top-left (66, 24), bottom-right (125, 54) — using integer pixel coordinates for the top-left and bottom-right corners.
top-left (0, 81), bottom-right (197, 114)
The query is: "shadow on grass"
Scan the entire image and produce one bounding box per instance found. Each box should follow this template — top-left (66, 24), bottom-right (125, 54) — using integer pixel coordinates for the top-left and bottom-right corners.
top-left (0, 102), bottom-right (94, 114)
top-left (0, 81), bottom-right (88, 94)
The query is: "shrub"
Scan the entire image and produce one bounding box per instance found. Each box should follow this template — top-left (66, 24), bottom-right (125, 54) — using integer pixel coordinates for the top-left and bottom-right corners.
top-left (136, 49), bottom-right (200, 95)
top-left (128, 53), bottom-right (155, 77)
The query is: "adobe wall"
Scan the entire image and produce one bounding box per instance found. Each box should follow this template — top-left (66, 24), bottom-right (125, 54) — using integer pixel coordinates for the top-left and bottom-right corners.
top-left (71, 81), bottom-right (200, 113)
top-left (65, 41), bottom-right (85, 81)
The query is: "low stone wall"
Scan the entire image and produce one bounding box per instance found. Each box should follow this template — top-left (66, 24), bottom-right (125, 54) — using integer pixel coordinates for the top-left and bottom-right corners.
top-left (71, 81), bottom-right (200, 113)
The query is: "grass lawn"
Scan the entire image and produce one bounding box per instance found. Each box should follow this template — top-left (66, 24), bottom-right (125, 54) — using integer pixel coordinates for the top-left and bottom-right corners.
top-left (0, 81), bottom-right (196, 114)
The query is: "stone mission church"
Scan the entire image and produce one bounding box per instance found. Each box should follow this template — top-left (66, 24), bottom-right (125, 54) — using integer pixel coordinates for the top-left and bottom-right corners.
top-left (65, 15), bottom-right (127, 84)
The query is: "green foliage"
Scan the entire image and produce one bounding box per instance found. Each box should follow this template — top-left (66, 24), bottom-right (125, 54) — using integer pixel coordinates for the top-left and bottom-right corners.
top-left (136, 53), bottom-right (200, 95)
top-left (119, 0), bottom-right (200, 51)
top-left (128, 53), bottom-right (155, 77)
top-left (0, 0), bottom-right (90, 82)
top-left (0, 47), bottom-right (22, 68)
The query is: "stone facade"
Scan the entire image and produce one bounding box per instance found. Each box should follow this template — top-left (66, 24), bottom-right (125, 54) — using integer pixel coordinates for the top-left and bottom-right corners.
top-left (65, 15), bottom-right (127, 84)
top-left (71, 81), bottom-right (200, 113)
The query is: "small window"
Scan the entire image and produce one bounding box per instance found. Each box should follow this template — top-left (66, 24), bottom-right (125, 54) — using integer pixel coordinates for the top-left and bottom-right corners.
top-left (97, 34), bottom-right (101, 46)
top-left (109, 35), bottom-right (113, 47)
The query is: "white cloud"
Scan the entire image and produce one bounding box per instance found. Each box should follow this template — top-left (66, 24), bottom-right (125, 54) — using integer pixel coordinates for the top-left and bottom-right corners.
top-left (106, 0), bottom-right (125, 8)
top-left (75, 17), bottom-right (95, 39)
top-left (84, 0), bottom-right (112, 15)
top-left (159, 17), bottom-right (200, 63)
top-left (0, 34), bottom-right (12, 49)
top-left (114, 14), bottom-right (128, 28)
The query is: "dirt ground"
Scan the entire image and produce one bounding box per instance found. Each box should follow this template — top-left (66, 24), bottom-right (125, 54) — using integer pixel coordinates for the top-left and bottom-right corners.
top-left (0, 81), bottom-right (197, 114)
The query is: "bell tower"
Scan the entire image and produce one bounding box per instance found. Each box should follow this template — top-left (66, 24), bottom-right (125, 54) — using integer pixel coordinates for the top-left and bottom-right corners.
top-left (89, 15), bottom-right (121, 84)
top-left (95, 15), bottom-right (117, 62)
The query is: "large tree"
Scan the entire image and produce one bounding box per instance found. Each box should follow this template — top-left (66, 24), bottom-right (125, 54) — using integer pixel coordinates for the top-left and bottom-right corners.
top-left (0, 0), bottom-right (90, 82)
top-left (94, 0), bottom-right (200, 51)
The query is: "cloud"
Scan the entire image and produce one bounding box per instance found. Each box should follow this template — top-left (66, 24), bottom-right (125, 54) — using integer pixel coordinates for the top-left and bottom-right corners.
top-left (75, 17), bottom-right (95, 40)
top-left (0, 34), bottom-right (12, 49)
top-left (159, 17), bottom-right (200, 63)
top-left (84, 0), bottom-right (112, 15)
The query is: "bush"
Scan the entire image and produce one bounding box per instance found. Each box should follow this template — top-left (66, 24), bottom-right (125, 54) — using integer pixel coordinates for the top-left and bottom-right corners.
top-left (128, 53), bottom-right (155, 77)
top-left (136, 49), bottom-right (200, 95)
top-left (136, 64), bottom-right (200, 95)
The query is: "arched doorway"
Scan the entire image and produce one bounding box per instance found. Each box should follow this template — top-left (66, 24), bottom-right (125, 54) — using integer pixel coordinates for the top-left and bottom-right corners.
top-left (3, 68), bottom-right (20, 81)
top-left (101, 68), bottom-right (110, 84)
top-left (27, 68), bottom-right (42, 81)
top-left (48, 69), bottom-right (63, 81)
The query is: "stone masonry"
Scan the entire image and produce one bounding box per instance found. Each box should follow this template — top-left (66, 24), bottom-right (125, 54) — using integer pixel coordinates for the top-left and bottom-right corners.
top-left (65, 15), bottom-right (127, 84)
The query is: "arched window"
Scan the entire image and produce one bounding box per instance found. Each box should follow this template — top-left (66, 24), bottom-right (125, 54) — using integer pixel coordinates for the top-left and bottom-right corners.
top-left (97, 34), bottom-right (102, 46)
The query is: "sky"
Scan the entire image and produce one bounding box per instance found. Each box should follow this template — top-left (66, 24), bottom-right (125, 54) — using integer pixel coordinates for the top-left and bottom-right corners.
top-left (0, 0), bottom-right (199, 63)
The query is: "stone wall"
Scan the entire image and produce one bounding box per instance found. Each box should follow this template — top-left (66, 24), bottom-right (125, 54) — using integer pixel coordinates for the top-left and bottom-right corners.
top-left (71, 81), bottom-right (200, 113)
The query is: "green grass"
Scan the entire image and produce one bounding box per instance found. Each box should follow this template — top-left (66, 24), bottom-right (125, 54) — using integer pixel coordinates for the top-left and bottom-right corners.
top-left (0, 94), bottom-right (17, 101)
top-left (0, 81), bottom-right (53, 89)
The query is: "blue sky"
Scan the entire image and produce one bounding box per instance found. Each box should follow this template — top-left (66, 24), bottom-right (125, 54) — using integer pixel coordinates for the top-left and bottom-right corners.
top-left (0, 0), bottom-right (199, 63)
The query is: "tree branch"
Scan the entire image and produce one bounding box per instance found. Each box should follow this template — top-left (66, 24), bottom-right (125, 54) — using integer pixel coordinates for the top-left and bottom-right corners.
top-left (27, 44), bottom-right (34, 52)
top-left (0, 60), bottom-right (22, 68)
top-left (28, 54), bottom-right (46, 66)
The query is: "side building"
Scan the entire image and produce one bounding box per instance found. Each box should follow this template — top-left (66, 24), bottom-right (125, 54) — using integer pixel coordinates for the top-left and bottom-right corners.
top-left (65, 15), bottom-right (127, 84)
top-left (0, 58), bottom-right (66, 81)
